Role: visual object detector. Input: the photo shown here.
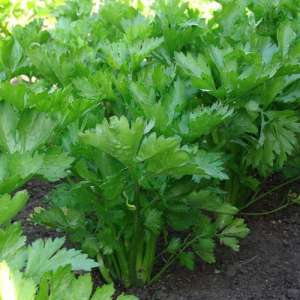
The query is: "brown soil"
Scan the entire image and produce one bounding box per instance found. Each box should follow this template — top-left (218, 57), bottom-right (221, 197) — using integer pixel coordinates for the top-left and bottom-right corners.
top-left (16, 180), bottom-right (62, 243)
top-left (17, 178), bottom-right (300, 300)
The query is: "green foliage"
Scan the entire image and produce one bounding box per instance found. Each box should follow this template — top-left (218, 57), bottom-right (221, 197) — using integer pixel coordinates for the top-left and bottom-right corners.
top-left (0, 227), bottom-right (136, 300)
top-left (0, 191), bottom-right (137, 299)
top-left (0, 223), bottom-right (97, 278)
top-left (0, 191), bottom-right (28, 225)
top-left (0, 0), bottom-right (65, 37)
top-left (0, 176), bottom-right (135, 298)
top-left (1, 0), bottom-right (300, 289)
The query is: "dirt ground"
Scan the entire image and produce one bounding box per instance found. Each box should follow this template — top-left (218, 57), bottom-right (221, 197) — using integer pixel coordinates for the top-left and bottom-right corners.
top-left (18, 178), bottom-right (300, 300)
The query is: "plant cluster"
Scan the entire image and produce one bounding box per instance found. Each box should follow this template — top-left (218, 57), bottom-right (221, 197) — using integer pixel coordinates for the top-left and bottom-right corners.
top-left (0, 0), bottom-right (299, 290)
top-left (0, 192), bottom-right (136, 300)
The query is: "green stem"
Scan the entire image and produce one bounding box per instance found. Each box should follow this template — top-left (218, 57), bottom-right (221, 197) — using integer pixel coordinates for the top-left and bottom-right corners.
top-left (144, 234), bottom-right (157, 282)
top-left (128, 185), bottom-right (142, 286)
top-left (241, 174), bottom-right (300, 210)
top-left (97, 254), bottom-right (112, 283)
top-left (115, 244), bottom-right (130, 287)
top-left (135, 238), bottom-right (145, 281)
top-left (111, 254), bottom-right (121, 279)
top-left (240, 201), bottom-right (291, 216)
top-left (229, 175), bottom-right (240, 204)
top-left (212, 129), bottom-right (219, 144)
top-left (149, 234), bottom-right (193, 285)
top-left (138, 233), bottom-right (157, 284)
top-left (129, 213), bottom-right (142, 286)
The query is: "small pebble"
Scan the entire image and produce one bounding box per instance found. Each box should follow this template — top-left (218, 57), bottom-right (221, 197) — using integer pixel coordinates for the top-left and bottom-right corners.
top-left (282, 239), bottom-right (289, 247)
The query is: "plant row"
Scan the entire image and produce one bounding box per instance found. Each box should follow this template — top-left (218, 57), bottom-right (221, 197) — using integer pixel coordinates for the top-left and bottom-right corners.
top-left (0, 0), bottom-right (299, 291)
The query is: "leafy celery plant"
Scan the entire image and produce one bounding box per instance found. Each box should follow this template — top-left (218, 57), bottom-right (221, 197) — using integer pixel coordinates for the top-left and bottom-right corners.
top-left (0, 194), bottom-right (136, 300)
top-left (0, 154), bottom-right (136, 300)
top-left (34, 116), bottom-right (248, 287)
top-left (2, 0), bottom-right (300, 289)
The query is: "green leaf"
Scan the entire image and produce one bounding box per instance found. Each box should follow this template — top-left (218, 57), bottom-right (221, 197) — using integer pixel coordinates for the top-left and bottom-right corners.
top-left (38, 151), bottom-right (74, 182)
top-left (31, 206), bottom-right (71, 232)
top-left (0, 223), bottom-right (26, 269)
top-left (218, 217), bottom-right (249, 252)
top-left (81, 117), bottom-right (145, 167)
top-left (91, 283), bottom-right (115, 300)
top-left (177, 103), bottom-right (233, 141)
top-left (35, 267), bottom-right (135, 300)
top-left (0, 191), bottom-right (29, 225)
top-left (0, 102), bottom-right (57, 153)
top-left (68, 274), bottom-right (93, 300)
top-left (137, 133), bottom-right (181, 161)
top-left (25, 237), bottom-right (98, 283)
top-left (0, 102), bottom-right (19, 153)
top-left (162, 78), bottom-right (187, 123)
top-left (179, 252), bottom-right (195, 270)
top-left (166, 238), bottom-right (181, 254)
top-left (44, 183), bottom-right (96, 212)
top-left (37, 266), bottom-right (93, 300)
top-left (0, 82), bottom-right (27, 110)
top-left (130, 37), bottom-right (164, 69)
top-left (186, 190), bottom-right (238, 215)
top-left (196, 215), bottom-right (217, 238)
top-left (193, 238), bottom-right (216, 264)
top-left (144, 209), bottom-right (162, 235)
top-left (245, 110), bottom-right (300, 175)
top-left (276, 78), bottom-right (300, 103)
top-left (73, 70), bottom-right (115, 101)
top-left (0, 152), bottom-right (43, 194)
top-left (73, 77), bottom-right (104, 100)
top-left (0, 261), bottom-right (36, 300)
top-left (175, 52), bottom-right (215, 90)
top-left (138, 131), bottom-right (227, 179)
top-left (277, 21), bottom-right (296, 58)
top-left (99, 41), bottom-right (128, 71)
top-left (215, 0), bottom-right (247, 36)
top-left (0, 37), bottom-right (24, 74)
top-left (193, 151), bottom-right (228, 180)
top-left (220, 237), bottom-right (240, 251)
top-left (220, 218), bottom-right (249, 239)
top-left (138, 136), bottom-right (190, 175)
top-left (215, 214), bottom-right (234, 231)
top-left (16, 110), bottom-right (57, 153)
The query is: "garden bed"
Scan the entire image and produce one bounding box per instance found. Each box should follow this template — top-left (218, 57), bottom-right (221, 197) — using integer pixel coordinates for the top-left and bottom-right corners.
top-left (1, 1), bottom-right (300, 298)
top-left (18, 179), bottom-right (300, 300)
